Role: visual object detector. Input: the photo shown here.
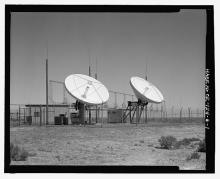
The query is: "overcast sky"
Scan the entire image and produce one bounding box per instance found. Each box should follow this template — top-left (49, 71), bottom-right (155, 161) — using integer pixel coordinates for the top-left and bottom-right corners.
top-left (10, 10), bottom-right (206, 110)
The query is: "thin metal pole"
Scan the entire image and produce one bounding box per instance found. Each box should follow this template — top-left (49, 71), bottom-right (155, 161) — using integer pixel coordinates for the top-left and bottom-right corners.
top-left (188, 107), bottom-right (191, 120)
top-left (101, 104), bottom-right (103, 128)
top-left (24, 108), bottom-right (26, 124)
top-left (88, 57), bottom-right (91, 125)
top-left (114, 92), bottom-right (117, 108)
top-left (129, 105), bottom-right (132, 123)
top-left (180, 107), bottom-right (182, 122)
top-left (46, 59), bottom-right (49, 125)
top-left (95, 105), bottom-right (98, 123)
top-left (63, 83), bottom-right (66, 104)
top-left (35, 107), bottom-right (36, 125)
top-left (95, 60), bottom-right (98, 123)
top-left (123, 94), bottom-right (126, 108)
top-left (29, 106), bottom-right (31, 116)
top-left (145, 104), bottom-right (148, 123)
top-left (95, 57), bottom-right (97, 79)
top-left (18, 105), bottom-right (20, 126)
top-left (40, 105), bottom-right (42, 126)
top-left (17, 112), bottom-right (19, 126)
top-left (136, 106), bottom-right (139, 126)
top-left (171, 106), bottom-right (174, 119)
top-left (43, 108), bottom-right (45, 125)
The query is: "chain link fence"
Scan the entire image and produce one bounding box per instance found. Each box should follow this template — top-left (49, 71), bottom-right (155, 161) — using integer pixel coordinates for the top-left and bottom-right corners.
top-left (10, 102), bottom-right (205, 127)
top-left (9, 80), bottom-right (204, 127)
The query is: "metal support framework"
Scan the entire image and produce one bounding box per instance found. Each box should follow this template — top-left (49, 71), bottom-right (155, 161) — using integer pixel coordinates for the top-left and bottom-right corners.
top-left (122, 101), bottom-right (148, 124)
top-left (136, 105), bottom-right (145, 126)
top-left (145, 105), bottom-right (148, 123)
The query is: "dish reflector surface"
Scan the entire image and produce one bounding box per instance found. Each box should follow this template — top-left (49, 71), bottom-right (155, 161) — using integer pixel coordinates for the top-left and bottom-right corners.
top-left (65, 74), bottom-right (109, 105)
top-left (130, 77), bottom-right (164, 103)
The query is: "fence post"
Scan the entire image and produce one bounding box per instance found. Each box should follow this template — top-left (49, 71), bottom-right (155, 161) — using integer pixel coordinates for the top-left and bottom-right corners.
top-left (43, 108), bottom-right (45, 125)
top-left (114, 92), bottom-right (117, 108)
top-left (171, 106), bottom-right (174, 119)
top-left (24, 108), bottom-right (26, 124)
top-left (17, 112), bottom-right (19, 126)
top-left (152, 105), bottom-right (154, 120)
top-left (34, 107), bottom-right (36, 125)
top-left (145, 105), bottom-right (147, 123)
top-left (123, 94), bottom-right (126, 108)
top-left (95, 105), bottom-right (98, 123)
top-left (18, 105), bottom-right (21, 126)
top-left (101, 104), bottom-right (103, 128)
top-left (180, 107), bottom-right (182, 122)
top-left (188, 107), bottom-right (191, 120)
top-left (40, 105), bottom-right (42, 126)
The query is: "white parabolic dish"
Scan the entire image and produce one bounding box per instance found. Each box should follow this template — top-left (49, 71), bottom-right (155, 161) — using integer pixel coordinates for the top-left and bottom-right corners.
top-left (65, 74), bottom-right (109, 105)
top-left (130, 77), bottom-right (164, 103)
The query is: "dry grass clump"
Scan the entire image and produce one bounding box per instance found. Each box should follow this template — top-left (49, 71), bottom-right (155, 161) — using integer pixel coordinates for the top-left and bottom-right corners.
top-left (158, 136), bottom-right (201, 150)
top-left (186, 151), bottom-right (200, 161)
top-left (174, 137), bottom-right (200, 149)
top-left (158, 136), bottom-right (177, 149)
top-left (10, 143), bottom-right (29, 161)
top-left (196, 139), bottom-right (206, 152)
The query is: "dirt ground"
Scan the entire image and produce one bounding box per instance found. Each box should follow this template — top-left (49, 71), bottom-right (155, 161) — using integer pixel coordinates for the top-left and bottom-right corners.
top-left (10, 122), bottom-right (205, 170)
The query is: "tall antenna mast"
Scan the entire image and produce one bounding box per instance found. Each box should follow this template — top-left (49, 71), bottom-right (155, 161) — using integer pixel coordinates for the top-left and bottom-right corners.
top-left (145, 58), bottom-right (148, 80)
top-left (95, 57), bottom-right (97, 79)
top-left (87, 48), bottom-right (92, 124)
top-left (46, 42), bottom-right (49, 125)
top-left (88, 49), bottom-right (91, 77)
top-left (46, 41), bottom-right (48, 60)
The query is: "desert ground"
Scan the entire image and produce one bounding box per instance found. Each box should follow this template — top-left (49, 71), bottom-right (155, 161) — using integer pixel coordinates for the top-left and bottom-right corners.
top-left (10, 122), bottom-right (205, 170)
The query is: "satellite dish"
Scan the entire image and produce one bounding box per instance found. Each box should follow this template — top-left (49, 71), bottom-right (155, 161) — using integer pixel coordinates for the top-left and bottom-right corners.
top-left (65, 74), bottom-right (109, 105)
top-left (130, 76), bottom-right (164, 103)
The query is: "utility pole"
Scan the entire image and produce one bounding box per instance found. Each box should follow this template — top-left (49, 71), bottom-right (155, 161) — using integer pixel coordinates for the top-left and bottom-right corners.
top-left (145, 59), bottom-right (148, 123)
top-left (95, 58), bottom-right (98, 123)
top-left (88, 53), bottom-right (91, 124)
top-left (46, 44), bottom-right (49, 125)
top-left (95, 57), bottom-right (97, 80)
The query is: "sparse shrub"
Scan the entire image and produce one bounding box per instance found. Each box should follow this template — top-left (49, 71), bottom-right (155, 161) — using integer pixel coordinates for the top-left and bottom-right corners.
top-left (174, 138), bottom-right (190, 148)
top-left (134, 143), bottom-right (140, 146)
top-left (174, 137), bottom-right (201, 149)
top-left (55, 155), bottom-right (61, 161)
top-left (139, 140), bottom-right (144, 143)
top-left (186, 151), bottom-right (200, 160)
top-left (197, 139), bottom-right (206, 152)
top-left (158, 136), bottom-right (177, 149)
top-left (10, 143), bottom-right (29, 161)
top-left (188, 137), bottom-right (201, 142)
top-left (28, 152), bottom-right (37, 157)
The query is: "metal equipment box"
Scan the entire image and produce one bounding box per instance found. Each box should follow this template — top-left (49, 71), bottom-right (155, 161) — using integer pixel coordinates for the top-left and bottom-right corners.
top-left (108, 109), bottom-right (123, 123)
top-left (54, 116), bottom-right (62, 125)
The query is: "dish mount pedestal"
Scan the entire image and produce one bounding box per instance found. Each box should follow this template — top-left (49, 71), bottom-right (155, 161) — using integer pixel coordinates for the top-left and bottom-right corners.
top-left (122, 100), bottom-right (148, 124)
